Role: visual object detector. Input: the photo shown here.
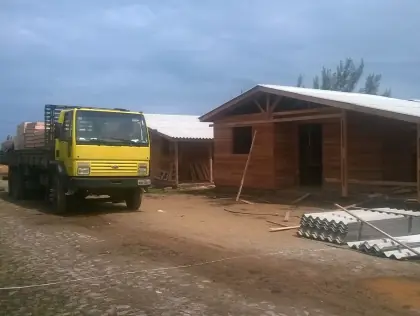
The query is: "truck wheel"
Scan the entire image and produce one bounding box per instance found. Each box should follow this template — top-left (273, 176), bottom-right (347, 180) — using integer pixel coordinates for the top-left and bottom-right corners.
top-left (125, 188), bottom-right (143, 211)
top-left (73, 190), bottom-right (89, 200)
top-left (53, 176), bottom-right (67, 214)
top-left (10, 168), bottom-right (25, 200)
top-left (7, 168), bottom-right (14, 197)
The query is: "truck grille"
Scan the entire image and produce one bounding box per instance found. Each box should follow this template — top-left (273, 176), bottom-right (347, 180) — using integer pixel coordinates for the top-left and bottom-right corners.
top-left (90, 161), bottom-right (138, 176)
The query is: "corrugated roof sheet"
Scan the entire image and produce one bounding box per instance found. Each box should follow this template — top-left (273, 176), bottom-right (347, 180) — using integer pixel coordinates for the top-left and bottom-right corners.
top-left (200, 84), bottom-right (420, 123)
top-left (144, 113), bottom-right (213, 140)
top-left (260, 85), bottom-right (420, 123)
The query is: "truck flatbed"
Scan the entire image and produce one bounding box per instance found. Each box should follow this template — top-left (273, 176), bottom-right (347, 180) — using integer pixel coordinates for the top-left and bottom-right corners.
top-left (1, 148), bottom-right (52, 168)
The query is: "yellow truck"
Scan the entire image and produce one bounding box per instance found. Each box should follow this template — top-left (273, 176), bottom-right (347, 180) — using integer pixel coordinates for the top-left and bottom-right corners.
top-left (1, 104), bottom-right (151, 213)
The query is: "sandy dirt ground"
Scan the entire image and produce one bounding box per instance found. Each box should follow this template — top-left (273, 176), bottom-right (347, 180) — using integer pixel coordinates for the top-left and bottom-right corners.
top-left (0, 185), bottom-right (419, 315)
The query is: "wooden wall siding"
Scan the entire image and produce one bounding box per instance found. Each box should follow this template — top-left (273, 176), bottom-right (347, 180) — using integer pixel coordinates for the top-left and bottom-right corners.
top-left (322, 120), bottom-right (341, 180)
top-left (346, 112), bottom-right (415, 182)
top-left (323, 112), bottom-right (415, 184)
top-left (213, 122), bottom-right (276, 189)
top-left (212, 103), bottom-right (416, 190)
top-left (274, 123), bottom-right (298, 187)
top-left (150, 133), bottom-right (174, 181)
top-left (150, 133), bottom-right (163, 180)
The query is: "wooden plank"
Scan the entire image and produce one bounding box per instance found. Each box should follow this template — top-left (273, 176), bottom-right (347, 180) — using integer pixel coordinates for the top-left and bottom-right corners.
top-left (254, 100), bottom-right (265, 112)
top-left (269, 226), bottom-right (300, 232)
top-left (324, 178), bottom-right (416, 187)
top-left (236, 130), bottom-right (257, 201)
top-left (272, 108), bottom-right (330, 117)
top-left (341, 109), bottom-right (348, 197)
top-left (214, 113), bottom-right (342, 127)
top-left (268, 96), bottom-right (282, 116)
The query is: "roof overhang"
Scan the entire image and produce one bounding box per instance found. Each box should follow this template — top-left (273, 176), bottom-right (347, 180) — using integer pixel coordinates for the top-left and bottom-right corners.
top-left (148, 128), bottom-right (213, 142)
top-left (199, 85), bottom-right (420, 124)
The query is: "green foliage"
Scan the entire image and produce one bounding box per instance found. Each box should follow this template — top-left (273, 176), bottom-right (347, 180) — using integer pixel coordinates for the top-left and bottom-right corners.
top-left (297, 58), bottom-right (391, 97)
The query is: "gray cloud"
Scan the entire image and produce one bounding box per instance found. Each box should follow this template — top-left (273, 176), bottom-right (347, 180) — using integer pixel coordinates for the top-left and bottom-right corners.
top-left (0, 0), bottom-right (419, 136)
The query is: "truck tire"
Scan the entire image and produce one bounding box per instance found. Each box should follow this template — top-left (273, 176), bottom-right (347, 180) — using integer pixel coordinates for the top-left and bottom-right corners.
top-left (10, 168), bottom-right (25, 200)
top-left (7, 168), bottom-right (14, 197)
top-left (125, 188), bottom-right (143, 211)
top-left (15, 168), bottom-right (26, 200)
top-left (53, 176), bottom-right (67, 214)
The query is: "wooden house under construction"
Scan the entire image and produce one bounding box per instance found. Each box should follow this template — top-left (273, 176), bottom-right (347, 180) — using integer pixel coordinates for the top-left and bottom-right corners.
top-left (145, 114), bottom-right (214, 187)
top-left (199, 85), bottom-right (420, 198)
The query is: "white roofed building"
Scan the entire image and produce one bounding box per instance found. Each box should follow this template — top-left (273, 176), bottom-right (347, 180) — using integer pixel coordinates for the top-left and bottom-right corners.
top-left (144, 114), bottom-right (213, 187)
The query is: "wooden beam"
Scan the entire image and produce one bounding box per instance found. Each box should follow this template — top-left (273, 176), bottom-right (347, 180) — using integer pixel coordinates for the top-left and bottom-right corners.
top-left (209, 143), bottom-right (214, 183)
top-left (325, 178), bottom-right (416, 187)
top-left (265, 94), bottom-right (270, 112)
top-left (213, 113), bottom-right (342, 128)
top-left (253, 100), bottom-right (265, 113)
top-left (268, 96), bottom-right (282, 115)
top-left (174, 141), bottom-right (179, 187)
top-left (341, 110), bottom-right (348, 197)
top-left (417, 123), bottom-right (420, 201)
top-left (272, 108), bottom-right (331, 117)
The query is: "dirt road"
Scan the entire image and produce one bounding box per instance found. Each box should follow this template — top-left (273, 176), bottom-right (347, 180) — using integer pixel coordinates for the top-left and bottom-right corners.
top-left (0, 190), bottom-right (419, 315)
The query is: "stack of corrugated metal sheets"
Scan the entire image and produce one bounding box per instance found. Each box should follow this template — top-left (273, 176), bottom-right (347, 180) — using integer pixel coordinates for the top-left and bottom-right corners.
top-left (298, 208), bottom-right (419, 244)
top-left (347, 235), bottom-right (420, 260)
top-left (14, 122), bottom-right (45, 149)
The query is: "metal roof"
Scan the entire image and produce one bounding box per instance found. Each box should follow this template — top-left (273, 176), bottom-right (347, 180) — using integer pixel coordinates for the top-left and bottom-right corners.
top-left (200, 84), bottom-right (420, 123)
top-left (144, 113), bottom-right (213, 140)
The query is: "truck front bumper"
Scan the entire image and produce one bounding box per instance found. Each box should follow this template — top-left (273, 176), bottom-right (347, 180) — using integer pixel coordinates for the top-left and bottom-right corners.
top-left (68, 177), bottom-right (151, 190)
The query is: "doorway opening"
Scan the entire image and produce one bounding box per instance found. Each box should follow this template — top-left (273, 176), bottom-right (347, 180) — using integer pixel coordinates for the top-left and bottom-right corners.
top-left (299, 123), bottom-right (323, 186)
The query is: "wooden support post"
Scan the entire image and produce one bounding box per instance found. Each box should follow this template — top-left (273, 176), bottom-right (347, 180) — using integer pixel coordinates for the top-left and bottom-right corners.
top-left (417, 123), bottom-right (420, 201)
top-left (209, 143), bottom-right (213, 183)
top-left (340, 110), bottom-right (348, 197)
top-left (265, 94), bottom-right (270, 112)
top-left (174, 141), bottom-right (179, 187)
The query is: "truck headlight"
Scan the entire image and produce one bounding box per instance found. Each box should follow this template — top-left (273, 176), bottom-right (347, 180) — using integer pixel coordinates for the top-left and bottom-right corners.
top-left (138, 163), bottom-right (148, 176)
top-left (77, 163), bottom-right (90, 176)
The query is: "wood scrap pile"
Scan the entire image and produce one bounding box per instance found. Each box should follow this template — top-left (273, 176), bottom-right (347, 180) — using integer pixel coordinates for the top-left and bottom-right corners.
top-left (14, 122), bottom-right (45, 149)
top-left (189, 162), bottom-right (210, 181)
top-left (155, 162), bottom-right (176, 182)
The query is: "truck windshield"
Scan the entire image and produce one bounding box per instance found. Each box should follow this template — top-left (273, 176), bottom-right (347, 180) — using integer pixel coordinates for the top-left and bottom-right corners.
top-left (75, 110), bottom-right (149, 146)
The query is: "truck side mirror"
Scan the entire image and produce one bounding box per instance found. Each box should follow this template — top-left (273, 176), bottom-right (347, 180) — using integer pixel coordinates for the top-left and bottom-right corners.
top-left (54, 122), bottom-right (61, 139)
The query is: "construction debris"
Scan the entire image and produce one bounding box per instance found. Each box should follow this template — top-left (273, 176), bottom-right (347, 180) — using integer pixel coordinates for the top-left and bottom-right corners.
top-left (269, 225), bottom-right (300, 232)
top-left (223, 208), bottom-right (279, 216)
top-left (284, 192), bottom-right (310, 222)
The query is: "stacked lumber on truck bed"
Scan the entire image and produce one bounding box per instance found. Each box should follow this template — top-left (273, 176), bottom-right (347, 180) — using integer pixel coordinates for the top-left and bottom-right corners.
top-left (14, 122), bottom-right (45, 149)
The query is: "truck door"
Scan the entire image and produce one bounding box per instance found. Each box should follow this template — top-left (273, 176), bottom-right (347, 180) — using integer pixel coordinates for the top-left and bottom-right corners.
top-left (56, 111), bottom-right (74, 174)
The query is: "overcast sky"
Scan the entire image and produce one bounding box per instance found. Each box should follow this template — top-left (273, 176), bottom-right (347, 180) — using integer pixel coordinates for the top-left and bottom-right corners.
top-left (0, 0), bottom-right (419, 136)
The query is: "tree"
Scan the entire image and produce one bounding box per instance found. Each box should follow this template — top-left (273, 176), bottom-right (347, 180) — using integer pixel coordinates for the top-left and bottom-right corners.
top-left (297, 58), bottom-right (391, 97)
